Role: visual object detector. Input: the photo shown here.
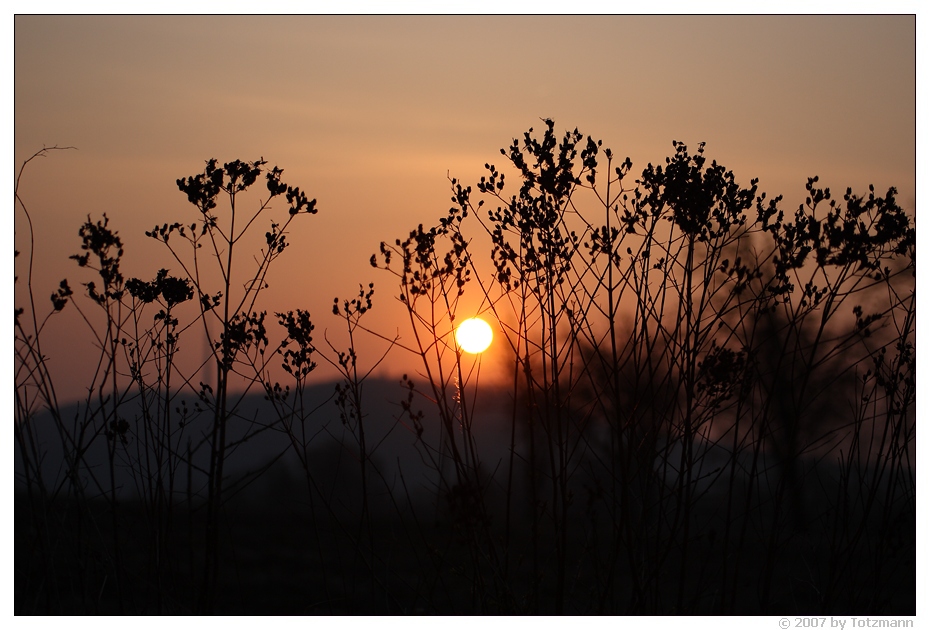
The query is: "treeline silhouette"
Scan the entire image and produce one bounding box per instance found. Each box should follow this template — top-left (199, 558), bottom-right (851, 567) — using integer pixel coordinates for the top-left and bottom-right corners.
top-left (15, 123), bottom-right (915, 614)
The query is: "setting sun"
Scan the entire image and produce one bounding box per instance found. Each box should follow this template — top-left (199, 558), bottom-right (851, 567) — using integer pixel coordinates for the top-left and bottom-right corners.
top-left (455, 317), bottom-right (493, 354)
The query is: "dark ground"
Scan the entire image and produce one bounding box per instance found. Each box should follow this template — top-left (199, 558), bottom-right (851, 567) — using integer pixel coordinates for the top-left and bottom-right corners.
top-left (15, 383), bottom-right (916, 615)
top-left (15, 461), bottom-right (916, 615)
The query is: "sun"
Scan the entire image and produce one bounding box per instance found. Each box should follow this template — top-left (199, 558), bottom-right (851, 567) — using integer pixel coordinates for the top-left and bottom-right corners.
top-left (455, 317), bottom-right (493, 354)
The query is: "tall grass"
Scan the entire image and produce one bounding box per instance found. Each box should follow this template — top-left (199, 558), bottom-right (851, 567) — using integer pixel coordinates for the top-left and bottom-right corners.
top-left (15, 123), bottom-right (915, 614)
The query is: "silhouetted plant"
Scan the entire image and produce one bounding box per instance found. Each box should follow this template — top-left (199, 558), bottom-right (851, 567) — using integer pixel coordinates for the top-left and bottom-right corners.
top-left (373, 120), bottom-right (914, 614)
top-left (15, 152), bottom-right (321, 613)
top-left (144, 157), bottom-right (318, 612)
top-left (15, 123), bottom-right (915, 615)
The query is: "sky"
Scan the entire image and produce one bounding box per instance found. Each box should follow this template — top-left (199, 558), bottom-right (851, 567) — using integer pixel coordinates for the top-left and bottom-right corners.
top-left (12, 13), bottom-right (919, 404)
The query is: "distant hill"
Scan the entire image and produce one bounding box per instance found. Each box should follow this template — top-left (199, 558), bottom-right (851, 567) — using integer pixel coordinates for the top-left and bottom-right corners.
top-left (14, 376), bottom-right (516, 506)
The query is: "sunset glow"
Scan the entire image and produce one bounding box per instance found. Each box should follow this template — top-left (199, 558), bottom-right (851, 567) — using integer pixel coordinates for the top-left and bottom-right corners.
top-left (455, 317), bottom-right (493, 354)
top-left (12, 15), bottom-right (916, 401)
top-left (13, 14), bottom-right (918, 617)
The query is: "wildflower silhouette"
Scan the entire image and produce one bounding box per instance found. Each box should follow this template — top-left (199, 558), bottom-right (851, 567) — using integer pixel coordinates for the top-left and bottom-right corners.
top-left (16, 126), bottom-right (915, 614)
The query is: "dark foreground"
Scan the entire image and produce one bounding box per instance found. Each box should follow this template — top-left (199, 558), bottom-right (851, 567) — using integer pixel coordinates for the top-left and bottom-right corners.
top-left (15, 463), bottom-right (915, 615)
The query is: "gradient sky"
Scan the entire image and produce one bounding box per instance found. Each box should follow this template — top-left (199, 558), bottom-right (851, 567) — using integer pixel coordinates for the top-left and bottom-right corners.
top-left (13, 15), bottom-right (917, 403)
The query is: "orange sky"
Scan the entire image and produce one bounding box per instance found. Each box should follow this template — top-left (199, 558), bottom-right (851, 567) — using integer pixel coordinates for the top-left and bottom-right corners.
top-left (13, 15), bottom-right (917, 403)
